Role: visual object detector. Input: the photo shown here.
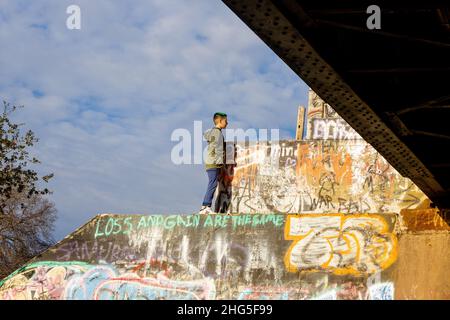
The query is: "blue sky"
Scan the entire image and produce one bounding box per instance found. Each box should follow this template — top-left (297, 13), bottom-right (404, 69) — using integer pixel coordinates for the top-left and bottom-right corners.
top-left (0, 0), bottom-right (309, 241)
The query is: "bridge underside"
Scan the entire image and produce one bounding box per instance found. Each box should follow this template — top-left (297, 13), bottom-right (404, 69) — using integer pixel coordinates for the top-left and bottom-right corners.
top-left (222, 0), bottom-right (450, 209)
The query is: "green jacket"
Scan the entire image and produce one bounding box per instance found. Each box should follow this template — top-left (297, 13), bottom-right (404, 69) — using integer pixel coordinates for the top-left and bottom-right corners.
top-left (203, 127), bottom-right (225, 170)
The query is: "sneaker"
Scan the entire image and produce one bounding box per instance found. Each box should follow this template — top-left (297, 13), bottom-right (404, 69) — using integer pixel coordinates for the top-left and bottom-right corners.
top-left (198, 206), bottom-right (213, 215)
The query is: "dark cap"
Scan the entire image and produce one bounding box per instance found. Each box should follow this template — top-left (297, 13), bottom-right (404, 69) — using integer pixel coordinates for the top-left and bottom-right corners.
top-left (214, 112), bottom-right (227, 117)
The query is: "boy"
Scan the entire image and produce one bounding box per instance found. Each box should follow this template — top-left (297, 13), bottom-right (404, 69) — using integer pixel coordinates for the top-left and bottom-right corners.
top-left (199, 112), bottom-right (228, 214)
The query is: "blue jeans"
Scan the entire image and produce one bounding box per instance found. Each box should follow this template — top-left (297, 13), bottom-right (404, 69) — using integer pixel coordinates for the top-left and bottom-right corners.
top-left (202, 168), bottom-right (221, 207)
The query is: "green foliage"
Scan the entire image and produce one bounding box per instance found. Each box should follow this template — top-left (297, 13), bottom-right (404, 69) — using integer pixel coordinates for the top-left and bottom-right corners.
top-left (0, 101), bottom-right (54, 212)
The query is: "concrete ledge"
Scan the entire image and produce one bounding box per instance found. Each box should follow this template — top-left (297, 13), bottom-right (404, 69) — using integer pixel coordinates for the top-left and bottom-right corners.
top-left (1, 212), bottom-right (447, 300)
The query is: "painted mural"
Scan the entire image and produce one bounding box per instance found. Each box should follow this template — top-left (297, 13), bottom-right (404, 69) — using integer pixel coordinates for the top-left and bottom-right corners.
top-left (0, 214), bottom-right (397, 300)
top-left (226, 140), bottom-right (427, 214)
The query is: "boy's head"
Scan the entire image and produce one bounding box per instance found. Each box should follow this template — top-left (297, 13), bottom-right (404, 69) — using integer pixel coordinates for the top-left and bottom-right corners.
top-left (213, 112), bottom-right (228, 129)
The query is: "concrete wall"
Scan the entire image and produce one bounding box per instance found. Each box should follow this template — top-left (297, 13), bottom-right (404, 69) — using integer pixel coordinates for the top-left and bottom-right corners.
top-left (393, 209), bottom-right (450, 299)
top-left (0, 213), bottom-right (395, 300)
top-left (222, 140), bottom-right (427, 214)
top-left (1, 210), bottom-right (447, 300)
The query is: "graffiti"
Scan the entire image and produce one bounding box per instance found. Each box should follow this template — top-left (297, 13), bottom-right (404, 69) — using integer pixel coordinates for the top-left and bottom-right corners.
top-left (236, 281), bottom-right (394, 300)
top-left (284, 214), bottom-right (398, 275)
top-left (229, 214), bottom-right (284, 229)
top-left (236, 278), bottom-right (329, 300)
top-left (310, 282), bottom-right (394, 300)
top-left (306, 93), bottom-right (357, 141)
top-left (368, 282), bottom-right (394, 300)
top-left (65, 265), bottom-right (216, 300)
top-left (0, 262), bottom-right (88, 300)
top-left (0, 261), bottom-right (394, 300)
top-left (54, 240), bottom-right (138, 262)
top-left (94, 215), bottom-right (202, 238)
top-left (237, 287), bottom-right (290, 300)
top-left (312, 290), bottom-right (337, 300)
top-left (305, 89), bottom-right (361, 141)
top-left (296, 142), bottom-right (353, 187)
top-left (227, 140), bottom-right (427, 214)
top-left (400, 208), bottom-right (450, 232)
top-left (336, 281), bottom-right (368, 300)
top-left (0, 213), bottom-right (406, 300)
top-left (0, 261), bottom-right (216, 300)
top-left (94, 214), bottom-right (285, 239)
top-left (310, 118), bottom-right (360, 140)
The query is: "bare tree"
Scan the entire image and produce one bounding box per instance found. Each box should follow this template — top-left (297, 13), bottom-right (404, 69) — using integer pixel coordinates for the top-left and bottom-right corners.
top-left (0, 101), bottom-right (56, 279)
top-left (0, 192), bottom-right (56, 279)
